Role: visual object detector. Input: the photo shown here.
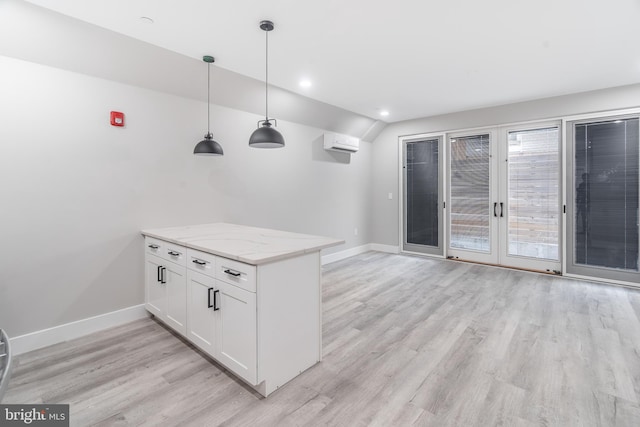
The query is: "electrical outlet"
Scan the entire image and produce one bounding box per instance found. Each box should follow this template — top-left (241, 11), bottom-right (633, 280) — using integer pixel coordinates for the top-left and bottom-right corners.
top-left (354, 228), bottom-right (358, 236)
top-left (388, 192), bottom-right (393, 200)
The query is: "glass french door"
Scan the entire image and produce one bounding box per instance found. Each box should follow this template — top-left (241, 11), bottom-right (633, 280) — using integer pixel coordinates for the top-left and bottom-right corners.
top-left (402, 135), bottom-right (443, 256)
top-left (447, 130), bottom-right (498, 264)
top-left (499, 124), bottom-right (561, 272)
top-left (447, 123), bottom-right (561, 271)
top-left (566, 115), bottom-right (639, 283)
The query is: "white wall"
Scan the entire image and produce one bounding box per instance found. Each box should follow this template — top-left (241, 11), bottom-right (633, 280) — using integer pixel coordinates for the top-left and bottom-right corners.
top-left (0, 55), bottom-right (371, 338)
top-left (371, 83), bottom-right (640, 246)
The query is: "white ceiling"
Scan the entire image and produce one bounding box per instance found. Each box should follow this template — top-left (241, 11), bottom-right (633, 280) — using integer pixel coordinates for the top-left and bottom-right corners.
top-left (24, 0), bottom-right (640, 122)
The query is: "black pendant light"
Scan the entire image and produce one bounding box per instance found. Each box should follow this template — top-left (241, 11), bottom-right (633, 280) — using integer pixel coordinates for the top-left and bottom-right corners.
top-left (194, 55), bottom-right (224, 156)
top-left (249, 20), bottom-right (285, 148)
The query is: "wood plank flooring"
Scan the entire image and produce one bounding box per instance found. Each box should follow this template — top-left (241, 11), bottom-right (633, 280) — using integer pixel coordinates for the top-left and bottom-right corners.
top-left (5, 252), bottom-right (640, 426)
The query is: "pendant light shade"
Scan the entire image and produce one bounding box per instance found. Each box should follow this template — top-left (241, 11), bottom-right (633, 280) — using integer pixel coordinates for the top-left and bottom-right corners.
top-left (194, 55), bottom-right (223, 156)
top-left (194, 132), bottom-right (223, 155)
top-left (249, 121), bottom-right (285, 148)
top-left (249, 20), bottom-right (284, 149)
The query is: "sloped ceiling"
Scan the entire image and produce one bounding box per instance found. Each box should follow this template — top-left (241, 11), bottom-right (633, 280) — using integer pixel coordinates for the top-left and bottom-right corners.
top-left (22, 0), bottom-right (640, 123)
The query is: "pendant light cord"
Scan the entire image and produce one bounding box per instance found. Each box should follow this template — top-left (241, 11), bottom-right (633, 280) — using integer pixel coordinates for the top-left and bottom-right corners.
top-left (207, 62), bottom-right (211, 135)
top-left (265, 29), bottom-right (269, 122)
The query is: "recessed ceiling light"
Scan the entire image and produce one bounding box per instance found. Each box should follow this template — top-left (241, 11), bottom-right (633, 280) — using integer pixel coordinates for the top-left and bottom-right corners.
top-left (140, 16), bottom-right (154, 24)
top-left (380, 110), bottom-right (390, 117)
top-left (299, 79), bottom-right (312, 88)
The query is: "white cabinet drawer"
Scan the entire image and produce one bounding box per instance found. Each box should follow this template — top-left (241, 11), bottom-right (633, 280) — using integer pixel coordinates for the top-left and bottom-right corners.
top-left (187, 248), bottom-right (216, 277)
top-left (160, 242), bottom-right (187, 266)
top-left (216, 258), bottom-right (256, 293)
top-left (145, 237), bottom-right (164, 257)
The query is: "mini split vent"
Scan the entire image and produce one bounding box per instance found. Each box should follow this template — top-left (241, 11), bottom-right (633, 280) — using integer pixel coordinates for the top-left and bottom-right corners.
top-left (323, 132), bottom-right (360, 153)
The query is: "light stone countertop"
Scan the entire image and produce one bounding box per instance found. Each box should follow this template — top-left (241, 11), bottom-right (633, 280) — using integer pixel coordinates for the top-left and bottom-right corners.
top-left (141, 223), bottom-right (344, 265)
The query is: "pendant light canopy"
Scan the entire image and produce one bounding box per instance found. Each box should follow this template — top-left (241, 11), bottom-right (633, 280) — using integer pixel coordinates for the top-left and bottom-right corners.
top-left (249, 20), bottom-right (285, 149)
top-left (194, 55), bottom-right (224, 156)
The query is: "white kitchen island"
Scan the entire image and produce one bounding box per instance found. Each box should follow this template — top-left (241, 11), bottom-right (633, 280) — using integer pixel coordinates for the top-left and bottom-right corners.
top-left (141, 223), bottom-right (343, 397)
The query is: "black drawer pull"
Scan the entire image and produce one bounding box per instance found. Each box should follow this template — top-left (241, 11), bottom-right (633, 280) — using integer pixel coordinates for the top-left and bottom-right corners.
top-left (208, 287), bottom-right (214, 308)
top-left (157, 265), bottom-right (162, 282)
top-left (192, 259), bottom-right (206, 266)
top-left (167, 251), bottom-right (181, 257)
top-left (224, 269), bottom-right (241, 277)
top-left (160, 267), bottom-right (167, 284)
top-left (148, 244), bottom-right (160, 249)
top-left (213, 290), bottom-right (220, 311)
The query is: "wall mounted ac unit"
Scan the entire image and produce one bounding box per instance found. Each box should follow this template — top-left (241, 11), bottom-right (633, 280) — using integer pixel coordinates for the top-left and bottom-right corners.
top-left (323, 132), bottom-right (359, 153)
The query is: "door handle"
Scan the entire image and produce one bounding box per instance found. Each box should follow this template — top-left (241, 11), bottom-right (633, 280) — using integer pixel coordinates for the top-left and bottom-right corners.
top-left (500, 202), bottom-right (504, 218)
top-left (157, 265), bottom-right (162, 282)
top-left (167, 251), bottom-right (181, 257)
top-left (160, 267), bottom-right (166, 284)
top-left (192, 259), bottom-right (206, 266)
top-left (208, 288), bottom-right (214, 308)
top-left (148, 244), bottom-right (159, 249)
top-left (213, 290), bottom-right (220, 311)
top-left (493, 202), bottom-right (498, 217)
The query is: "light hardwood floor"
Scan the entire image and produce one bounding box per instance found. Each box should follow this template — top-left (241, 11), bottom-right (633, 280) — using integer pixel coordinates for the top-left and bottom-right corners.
top-left (5, 252), bottom-right (640, 426)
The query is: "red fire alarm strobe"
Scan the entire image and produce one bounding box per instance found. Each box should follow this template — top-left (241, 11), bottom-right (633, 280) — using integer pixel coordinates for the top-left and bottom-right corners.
top-left (110, 111), bottom-right (125, 127)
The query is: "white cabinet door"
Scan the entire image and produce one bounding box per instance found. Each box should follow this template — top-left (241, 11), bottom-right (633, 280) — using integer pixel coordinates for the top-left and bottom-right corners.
top-left (164, 261), bottom-right (187, 335)
top-left (186, 270), bottom-right (217, 356)
top-left (216, 280), bottom-right (257, 385)
top-left (145, 254), bottom-right (165, 318)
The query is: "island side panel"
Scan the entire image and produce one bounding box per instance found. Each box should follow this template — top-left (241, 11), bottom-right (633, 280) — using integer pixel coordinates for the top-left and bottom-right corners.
top-left (256, 252), bottom-right (321, 395)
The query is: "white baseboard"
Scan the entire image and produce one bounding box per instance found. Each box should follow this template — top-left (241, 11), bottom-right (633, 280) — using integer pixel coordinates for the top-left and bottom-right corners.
top-left (370, 243), bottom-right (400, 254)
top-left (10, 304), bottom-right (148, 356)
top-left (321, 243), bottom-right (400, 265)
top-left (321, 244), bottom-right (372, 265)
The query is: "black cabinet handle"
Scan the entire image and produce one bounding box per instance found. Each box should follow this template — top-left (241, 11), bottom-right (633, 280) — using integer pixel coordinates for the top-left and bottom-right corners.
top-left (208, 288), bottom-right (214, 308)
top-left (192, 259), bottom-right (206, 266)
top-left (500, 202), bottom-right (504, 218)
top-left (224, 269), bottom-right (241, 277)
top-left (160, 267), bottom-right (166, 284)
top-left (167, 251), bottom-right (181, 257)
top-left (157, 265), bottom-right (162, 282)
top-left (493, 202), bottom-right (498, 217)
top-left (213, 290), bottom-right (220, 311)
top-left (148, 244), bottom-right (159, 249)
